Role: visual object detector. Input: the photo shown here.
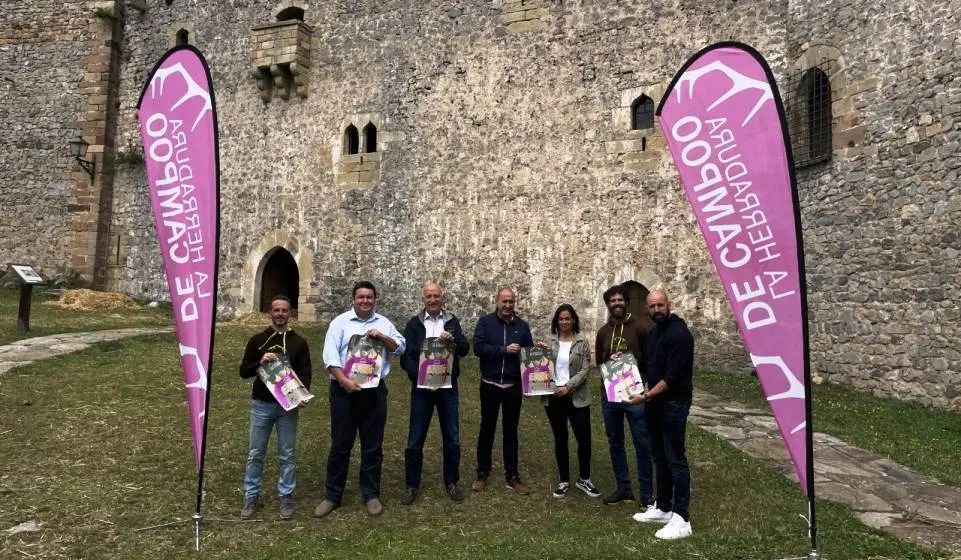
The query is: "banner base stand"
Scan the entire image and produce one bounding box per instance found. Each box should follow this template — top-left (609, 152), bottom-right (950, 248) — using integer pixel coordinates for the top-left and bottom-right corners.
top-left (136, 515), bottom-right (248, 552)
top-left (807, 551), bottom-right (820, 560)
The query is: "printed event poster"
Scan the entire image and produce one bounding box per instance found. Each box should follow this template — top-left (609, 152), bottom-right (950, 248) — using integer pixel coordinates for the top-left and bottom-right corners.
top-left (600, 353), bottom-right (647, 403)
top-left (520, 346), bottom-right (556, 396)
top-left (344, 334), bottom-right (384, 389)
top-left (256, 354), bottom-right (314, 411)
top-left (417, 337), bottom-right (453, 389)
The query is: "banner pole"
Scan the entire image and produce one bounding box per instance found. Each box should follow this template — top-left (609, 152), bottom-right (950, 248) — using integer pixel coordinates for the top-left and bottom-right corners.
top-left (192, 513), bottom-right (201, 552)
top-left (787, 53), bottom-right (818, 559)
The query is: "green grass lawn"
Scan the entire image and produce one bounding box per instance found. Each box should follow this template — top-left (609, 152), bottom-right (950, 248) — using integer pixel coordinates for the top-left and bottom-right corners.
top-left (0, 324), bottom-right (947, 559)
top-left (697, 371), bottom-right (961, 488)
top-left (0, 288), bottom-right (172, 345)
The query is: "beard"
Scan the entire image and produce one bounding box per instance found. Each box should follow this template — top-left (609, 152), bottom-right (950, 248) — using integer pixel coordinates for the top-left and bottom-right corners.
top-left (609, 306), bottom-right (626, 319)
top-left (652, 312), bottom-right (668, 324)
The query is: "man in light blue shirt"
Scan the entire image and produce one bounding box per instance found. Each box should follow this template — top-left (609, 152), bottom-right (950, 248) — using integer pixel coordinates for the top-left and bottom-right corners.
top-left (314, 281), bottom-right (405, 519)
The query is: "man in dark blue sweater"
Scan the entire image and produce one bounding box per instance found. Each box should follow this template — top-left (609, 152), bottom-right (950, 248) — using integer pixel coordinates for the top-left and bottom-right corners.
top-left (631, 289), bottom-right (695, 540)
top-left (471, 287), bottom-right (534, 495)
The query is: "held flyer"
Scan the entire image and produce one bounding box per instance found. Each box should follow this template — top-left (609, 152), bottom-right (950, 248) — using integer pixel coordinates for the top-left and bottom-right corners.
top-left (344, 334), bottom-right (385, 389)
top-left (256, 353), bottom-right (314, 411)
top-left (520, 346), bottom-right (556, 396)
top-left (417, 337), bottom-right (453, 389)
top-left (600, 352), bottom-right (647, 403)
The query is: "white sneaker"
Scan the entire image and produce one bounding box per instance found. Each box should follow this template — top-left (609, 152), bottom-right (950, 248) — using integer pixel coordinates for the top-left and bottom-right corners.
top-left (632, 505), bottom-right (672, 523)
top-left (655, 513), bottom-right (693, 540)
top-left (575, 478), bottom-right (601, 498)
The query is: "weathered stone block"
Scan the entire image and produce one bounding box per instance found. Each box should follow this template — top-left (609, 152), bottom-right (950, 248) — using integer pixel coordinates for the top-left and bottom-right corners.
top-left (506, 20), bottom-right (544, 34)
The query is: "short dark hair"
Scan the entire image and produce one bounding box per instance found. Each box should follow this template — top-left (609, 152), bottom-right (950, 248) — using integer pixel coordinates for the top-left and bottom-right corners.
top-left (603, 285), bottom-right (629, 305)
top-left (550, 304), bottom-right (581, 335)
top-left (270, 295), bottom-right (291, 307)
top-left (352, 280), bottom-right (377, 298)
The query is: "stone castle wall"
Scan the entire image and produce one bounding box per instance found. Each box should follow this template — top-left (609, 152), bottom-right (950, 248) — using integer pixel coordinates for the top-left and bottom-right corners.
top-left (1, 0), bottom-right (959, 409)
top-left (0, 1), bottom-right (97, 278)
top-left (109, 0), bottom-right (793, 374)
top-left (788, 2), bottom-right (961, 407)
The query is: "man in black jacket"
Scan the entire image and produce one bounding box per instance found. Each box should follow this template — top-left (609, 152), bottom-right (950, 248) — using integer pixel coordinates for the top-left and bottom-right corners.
top-left (631, 289), bottom-right (695, 540)
top-left (399, 282), bottom-right (471, 505)
top-left (238, 295), bottom-right (312, 521)
top-left (471, 287), bottom-right (534, 495)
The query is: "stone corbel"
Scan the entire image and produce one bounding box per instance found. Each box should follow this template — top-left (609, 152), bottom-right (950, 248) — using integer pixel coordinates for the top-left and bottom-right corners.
top-left (289, 62), bottom-right (308, 99)
top-left (270, 64), bottom-right (291, 100)
top-left (251, 68), bottom-right (273, 102)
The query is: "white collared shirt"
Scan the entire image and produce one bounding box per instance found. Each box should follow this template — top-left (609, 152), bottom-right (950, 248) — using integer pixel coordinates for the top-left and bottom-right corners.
top-left (424, 311), bottom-right (445, 338)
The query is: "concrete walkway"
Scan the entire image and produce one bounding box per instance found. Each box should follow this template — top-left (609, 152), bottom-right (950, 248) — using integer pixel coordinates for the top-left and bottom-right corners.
top-left (0, 327), bottom-right (172, 375)
top-left (692, 390), bottom-right (961, 554)
top-left (0, 329), bottom-right (958, 554)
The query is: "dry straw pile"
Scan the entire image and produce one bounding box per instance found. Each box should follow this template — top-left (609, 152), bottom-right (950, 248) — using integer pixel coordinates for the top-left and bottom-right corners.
top-left (44, 289), bottom-right (141, 311)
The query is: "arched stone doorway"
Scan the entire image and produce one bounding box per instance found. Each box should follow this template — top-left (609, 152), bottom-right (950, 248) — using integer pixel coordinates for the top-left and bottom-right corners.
top-left (259, 247), bottom-right (299, 312)
top-left (622, 280), bottom-right (654, 331)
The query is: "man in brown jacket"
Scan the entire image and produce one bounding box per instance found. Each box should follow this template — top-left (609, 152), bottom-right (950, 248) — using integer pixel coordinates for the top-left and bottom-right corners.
top-left (595, 284), bottom-right (654, 508)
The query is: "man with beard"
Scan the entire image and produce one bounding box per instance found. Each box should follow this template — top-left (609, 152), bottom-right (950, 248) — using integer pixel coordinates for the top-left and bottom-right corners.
top-left (472, 287), bottom-right (534, 495)
top-left (595, 284), bottom-right (654, 508)
top-left (631, 289), bottom-right (695, 540)
top-left (238, 295), bottom-right (312, 520)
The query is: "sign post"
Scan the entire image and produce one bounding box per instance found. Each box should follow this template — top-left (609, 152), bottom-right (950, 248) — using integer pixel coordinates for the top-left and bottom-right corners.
top-left (7, 264), bottom-right (46, 332)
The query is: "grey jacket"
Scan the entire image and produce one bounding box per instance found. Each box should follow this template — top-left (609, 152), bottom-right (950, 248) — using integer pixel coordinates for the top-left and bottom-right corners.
top-left (541, 333), bottom-right (592, 408)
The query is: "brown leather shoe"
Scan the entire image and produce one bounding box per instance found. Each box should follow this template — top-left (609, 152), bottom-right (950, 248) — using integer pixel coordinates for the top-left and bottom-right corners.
top-left (313, 499), bottom-right (339, 519)
top-left (471, 478), bottom-right (486, 492)
top-left (365, 497), bottom-right (383, 517)
top-left (507, 478), bottom-right (530, 495)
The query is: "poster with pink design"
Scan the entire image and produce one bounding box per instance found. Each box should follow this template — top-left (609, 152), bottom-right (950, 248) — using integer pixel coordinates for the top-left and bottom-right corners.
top-left (520, 346), bottom-right (556, 396)
top-left (417, 337), bottom-right (453, 390)
top-left (344, 334), bottom-right (384, 389)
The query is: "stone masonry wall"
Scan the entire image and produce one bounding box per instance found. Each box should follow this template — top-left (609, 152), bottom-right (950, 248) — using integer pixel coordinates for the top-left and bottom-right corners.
top-left (10, 0), bottom-right (948, 409)
top-left (788, 0), bottom-right (961, 408)
top-left (0, 1), bottom-right (99, 280)
top-left (109, 0), bottom-right (794, 375)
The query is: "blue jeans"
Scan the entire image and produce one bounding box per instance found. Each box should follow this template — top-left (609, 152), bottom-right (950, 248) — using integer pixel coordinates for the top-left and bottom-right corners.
top-left (601, 393), bottom-right (653, 504)
top-left (243, 399), bottom-right (299, 500)
top-left (325, 381), bottom-right (388, 503)
top-left (647, 396), bottom-right (692, 520)
top-left (405, 387), bottom-right (460, 489)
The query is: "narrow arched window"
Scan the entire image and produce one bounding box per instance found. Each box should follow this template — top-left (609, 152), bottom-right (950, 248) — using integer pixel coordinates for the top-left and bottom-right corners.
top-left (362, 122), bottom-right (377, 153)
top-left (344, 125), bottom-right (359, 155)
top-left (277, 7), bottom-right (305, 21)
top-left (175, 29), bottom-right (189, 46)
top-left (631, 95), bottom-right (655, 130)
top-left (804, 68), bottom-right (832, 162)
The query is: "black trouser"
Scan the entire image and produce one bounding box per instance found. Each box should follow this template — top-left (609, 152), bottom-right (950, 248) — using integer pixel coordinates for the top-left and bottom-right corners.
top-left (545, 396), bottom-right (592, 483)
top-left (325, 381), bottom-right (388, 503)
top-left (476, 381), bottom-right (522, 481)
top-left (646, 396), bottom-right (692, 521)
